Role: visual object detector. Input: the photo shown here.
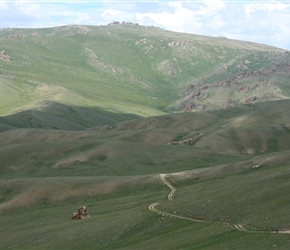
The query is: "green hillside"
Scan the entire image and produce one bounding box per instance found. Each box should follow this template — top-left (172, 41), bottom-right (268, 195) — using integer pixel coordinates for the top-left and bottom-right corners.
top-left (1, 24), bottom-right (290, 125)
top-left (1, 99), bottom-right (290, 248)
top-left (1, 24), bottom-right (290, 249)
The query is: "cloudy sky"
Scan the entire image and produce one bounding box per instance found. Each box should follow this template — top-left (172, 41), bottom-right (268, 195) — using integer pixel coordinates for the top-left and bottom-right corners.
top-left (1, 0), bottom-right (290, 50)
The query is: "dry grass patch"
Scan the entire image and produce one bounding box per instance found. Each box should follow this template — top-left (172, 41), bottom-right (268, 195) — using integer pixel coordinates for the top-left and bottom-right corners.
top-left (0, 175), bottom-right (159, 211)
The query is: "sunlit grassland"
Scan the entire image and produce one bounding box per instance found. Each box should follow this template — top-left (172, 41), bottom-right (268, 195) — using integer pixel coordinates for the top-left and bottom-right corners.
top-left (1, 24), bottom-right (289, 120)
top-left (1, 25), bottom-right (290, 249)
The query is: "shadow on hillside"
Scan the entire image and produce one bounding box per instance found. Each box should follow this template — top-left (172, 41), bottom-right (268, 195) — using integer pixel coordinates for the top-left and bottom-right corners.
top-left (0, 100), bottom-right (140, 132)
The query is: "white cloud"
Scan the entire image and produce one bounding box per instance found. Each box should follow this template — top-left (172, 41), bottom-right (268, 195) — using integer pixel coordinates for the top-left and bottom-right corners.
top-left (134, 1), bottom-right (228, 40)
top-left (237, 1), bottom-right (290, 48)
top-left (244, 2), bottom-right (289, 15)
top-left (101, 7), bottom-right (136, 23)
top-left (136, 2), bottom-right (203, 34)
top-left (18, 3), bottom-right (46, 19)
top-left (0, 2), bottom-right (9, 11)
top-left (0, 0), bottom-right (290, 50)
top-left (135, 1), bottom-right (290, 50)
top-left (202, 0), bottom-right (226, 15)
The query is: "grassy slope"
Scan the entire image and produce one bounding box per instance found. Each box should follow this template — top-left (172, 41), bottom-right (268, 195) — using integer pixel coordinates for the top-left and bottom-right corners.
top-left (0, 101), bottom-right (140, 132)
top-left (1, 24), bottom-right (289, 123)
top-left (1, 25), bottom-right (290, 248)
top-left (159, 148), bottom-right (290, 225)
top-left (1, 100), bottom-right (290, 248)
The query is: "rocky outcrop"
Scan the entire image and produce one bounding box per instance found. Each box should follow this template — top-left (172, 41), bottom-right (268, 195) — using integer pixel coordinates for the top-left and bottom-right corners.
top-left (0, 50), bottom-right (11, 61)
top-left (108, 21), bottom-right (139, 26)
top-left (244, 96), bottom-right (257, 105)
top-left (263, 91), bottom-right (275, 99)
top-left (239, 85), bottom-right (250, 93)
top-left (9, 32), bottom-right (25, 39)
top-left (71, 205), bottom-right (90, 220)
top-left (177, 63), bottom-right (290, 112)
top-left (223, 98), bottom-right (237, 109)
top-left (167, 133), bottom-right (204, 146)
top-left (184, 102), bottom-right (196, 111)
top-left (168, 40), bottom-right (194, 47)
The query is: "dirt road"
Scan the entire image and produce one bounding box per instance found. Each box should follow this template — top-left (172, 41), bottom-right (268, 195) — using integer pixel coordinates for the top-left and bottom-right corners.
top-left (159, 174), bottom-right (176, 201)
top-left (149, 173), bottom-right (289, 234)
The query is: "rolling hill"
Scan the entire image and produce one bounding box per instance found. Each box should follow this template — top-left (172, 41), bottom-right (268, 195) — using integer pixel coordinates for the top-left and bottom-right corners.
top-left (1, 24), bottom-right (290, 249)
top-left (1, 23), bottom-right (290, 125)
top-left (1, 99), bottom-right (290, 248)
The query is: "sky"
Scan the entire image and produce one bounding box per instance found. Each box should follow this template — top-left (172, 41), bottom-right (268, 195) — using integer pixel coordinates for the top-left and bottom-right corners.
top-left (0, 0), bottom-right (290, 50)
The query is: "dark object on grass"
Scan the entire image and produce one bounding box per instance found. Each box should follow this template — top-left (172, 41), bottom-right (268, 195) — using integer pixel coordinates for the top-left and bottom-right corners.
top-left (71, 205), bottom-right (90, 220)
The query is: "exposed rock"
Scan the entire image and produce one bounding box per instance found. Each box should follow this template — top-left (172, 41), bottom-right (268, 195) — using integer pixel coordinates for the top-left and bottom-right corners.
top-left (157, 60), bottom-right (180, 76)
top-left (244, 96), bottom-right (257, 105)
top-left (135, 38), bottom-right (148, 45)
top-left (167, 133), bottom-right (204, 146)
top-left (200, 94), bottom-right (209, 101)
top-left (184, 102), bottom-right (195, 111)
top-left (252, 164), bottom-right (261, 169)
top-left (200, 85), bottom-right (209, 90)
top-left (239, 85), bottom-right (250, 93)
top-left (32, 32), bottom-right (40, 37)
top-left (108, 21), bottom-right (139, 26)
top-left (263, 91), bottom-right (275, 99)
top-left (223, 98), bottom-right (237, 109)
top-left (191, 91), bottom-right (200, 98)
top-left (71, 205), bottom-right (90, 220)
top-left (177, 63), bottom-right (290, 112)
top-left (9, 32), bottom-right (25, 38)
top-left (0, 50), bottom-right (11, 61)
top-left (168, 40), bottom-right (193, 47)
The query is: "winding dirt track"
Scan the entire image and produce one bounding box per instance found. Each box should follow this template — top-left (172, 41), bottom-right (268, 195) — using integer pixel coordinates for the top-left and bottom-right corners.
top-left (149, 174), bottom-right (289, 234)
top-left (159, 174), bottom-right (176, 201)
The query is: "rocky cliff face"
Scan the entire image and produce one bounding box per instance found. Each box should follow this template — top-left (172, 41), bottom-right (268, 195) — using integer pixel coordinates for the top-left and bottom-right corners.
top-left (173, 61), bottom-right (290, 112)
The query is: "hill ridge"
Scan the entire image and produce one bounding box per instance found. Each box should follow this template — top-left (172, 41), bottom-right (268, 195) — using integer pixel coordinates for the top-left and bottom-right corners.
top-left (1, 24), bottom-right (290, 123)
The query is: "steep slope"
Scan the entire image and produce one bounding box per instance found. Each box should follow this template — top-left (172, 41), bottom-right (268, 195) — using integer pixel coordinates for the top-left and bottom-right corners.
top-left (175, 62), bottom-right (290, 111)
top-left (0, 100), bottom-right (139, 132)
top-left (1, 24), bottom-right (290, 125)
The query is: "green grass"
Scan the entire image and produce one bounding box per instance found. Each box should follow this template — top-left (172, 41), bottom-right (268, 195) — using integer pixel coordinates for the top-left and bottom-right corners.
top-left (160, 160), bottom-right (290, 229)
top-left (2, 25), bottom-right (290, 249)
top-left (1, 24), bottom-right (289, 121)
top-left (0, 169), bottom-right (289, 250)
top-left (1, 161), bottom-right (290, 249)
top-left (1, 100), bottom-right (290, 179)
top-left (0, 180), bottom-right (163, 249)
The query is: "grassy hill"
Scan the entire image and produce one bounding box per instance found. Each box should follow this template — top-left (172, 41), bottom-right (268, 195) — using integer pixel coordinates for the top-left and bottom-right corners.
top-left (1, 99), bottom-right (290, 248)
top-left (1, 24), bottom-right (290, 125)
top-left (1, 24), bottom-right (290, 249)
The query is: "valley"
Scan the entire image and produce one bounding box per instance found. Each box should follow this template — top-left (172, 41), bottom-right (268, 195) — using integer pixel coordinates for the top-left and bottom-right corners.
top-left (1, 24), bottom-right (290, 249)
